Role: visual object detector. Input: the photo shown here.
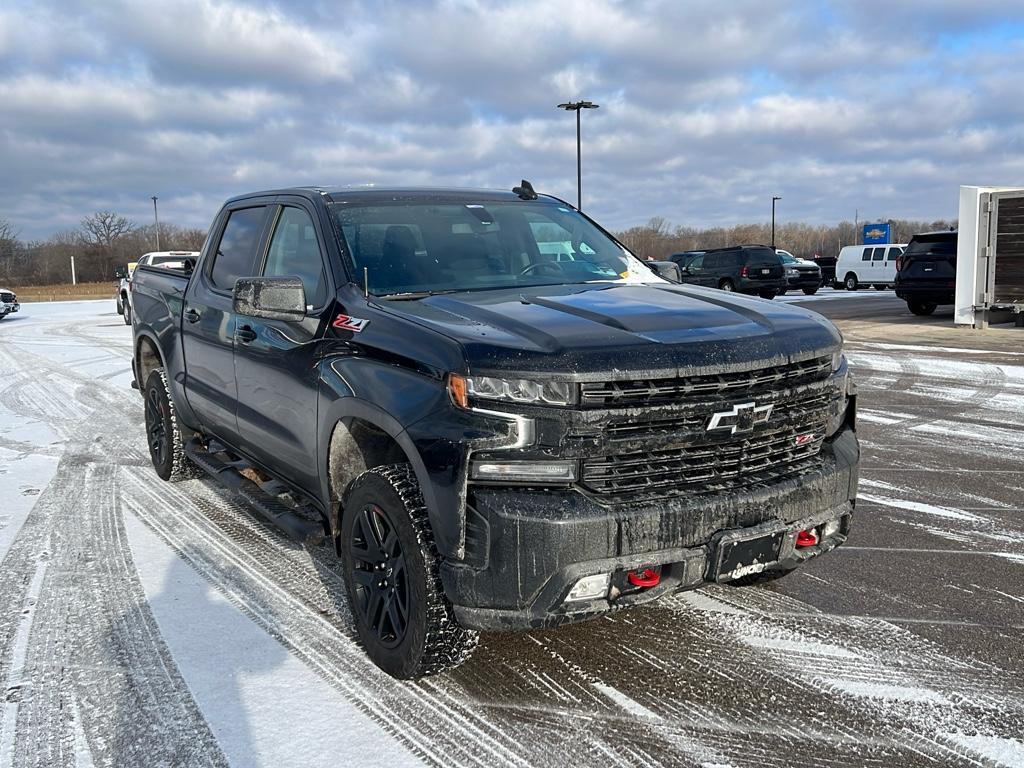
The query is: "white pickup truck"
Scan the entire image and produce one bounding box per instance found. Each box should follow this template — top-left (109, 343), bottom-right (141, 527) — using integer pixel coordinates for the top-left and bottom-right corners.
top-left (115, 251), bottom-right (198, 325)
top-left (0, 287), bottom-right (19, 320)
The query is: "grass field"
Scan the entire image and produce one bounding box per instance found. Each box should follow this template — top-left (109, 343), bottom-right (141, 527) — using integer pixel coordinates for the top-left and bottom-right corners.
top-left (9, 282), bottom-right (115, 303)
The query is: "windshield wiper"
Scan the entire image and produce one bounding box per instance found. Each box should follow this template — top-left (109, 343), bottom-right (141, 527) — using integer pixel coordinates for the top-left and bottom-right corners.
top-left (378, 289), bottom-right (458, 301)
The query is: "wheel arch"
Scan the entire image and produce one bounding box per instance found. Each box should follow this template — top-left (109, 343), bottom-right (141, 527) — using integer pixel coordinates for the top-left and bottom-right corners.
top-left (321, 399), bottom-right (445, 554)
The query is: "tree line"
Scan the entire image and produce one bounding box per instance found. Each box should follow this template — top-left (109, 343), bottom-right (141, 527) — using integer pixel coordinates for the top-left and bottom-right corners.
top-left (616, 216), bottom-right (957, 262)
top-left (1, 210), bottom-right (958, 287)
top-left (0, 213), bottom-right (206, 286)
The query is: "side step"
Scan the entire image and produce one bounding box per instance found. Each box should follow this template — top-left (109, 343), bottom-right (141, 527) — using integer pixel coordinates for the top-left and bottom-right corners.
top-left (186, 437), bottom-right (326, 546)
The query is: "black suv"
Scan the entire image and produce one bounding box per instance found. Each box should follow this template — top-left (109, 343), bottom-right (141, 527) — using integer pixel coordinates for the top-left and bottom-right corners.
top-left (673, 245), bottom-right (786, 298)
top-left (895, 231), bottom-right (958, 315)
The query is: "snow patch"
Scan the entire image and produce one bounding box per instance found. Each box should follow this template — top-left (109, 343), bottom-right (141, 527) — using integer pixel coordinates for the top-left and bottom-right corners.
top-left (941, 733), bottom-right (1024, 767)
top-left (827, 679), bottom-right (950, 705)
top-left (859, 494), bottom-right (987, 523)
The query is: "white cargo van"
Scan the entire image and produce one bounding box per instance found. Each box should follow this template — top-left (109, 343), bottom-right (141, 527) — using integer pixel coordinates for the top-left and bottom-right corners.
top-left (835, 243), bottom-right (906, 290)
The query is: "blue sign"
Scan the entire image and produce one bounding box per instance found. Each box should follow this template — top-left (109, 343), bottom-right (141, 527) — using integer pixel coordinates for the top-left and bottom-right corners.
top-left (863, 222), bottom-right (891, 244)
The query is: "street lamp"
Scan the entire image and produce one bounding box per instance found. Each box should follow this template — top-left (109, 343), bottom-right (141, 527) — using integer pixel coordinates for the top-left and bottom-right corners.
top-left (771, 196), bottom-right (782, 248)
top-left (556, 100), bottom-right (599, 210)
top-left (151, 196), bottom-right (161, 251)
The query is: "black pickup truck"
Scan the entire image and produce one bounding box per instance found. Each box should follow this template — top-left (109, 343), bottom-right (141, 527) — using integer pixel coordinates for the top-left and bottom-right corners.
top-left (131, 184), bottom-right (859, 679)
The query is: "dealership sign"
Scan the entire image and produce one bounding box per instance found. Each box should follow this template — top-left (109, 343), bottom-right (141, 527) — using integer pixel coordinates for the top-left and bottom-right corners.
top-left (863, 222), bottom-right (891, 244)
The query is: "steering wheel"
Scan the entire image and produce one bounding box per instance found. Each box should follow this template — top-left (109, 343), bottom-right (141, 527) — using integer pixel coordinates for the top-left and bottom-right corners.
top-left (519, 261), bottom-right (564, 276)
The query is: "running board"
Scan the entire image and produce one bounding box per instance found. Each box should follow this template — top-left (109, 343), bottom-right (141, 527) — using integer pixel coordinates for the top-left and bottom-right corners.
top-left (186, 437), bottom-right (326, 546)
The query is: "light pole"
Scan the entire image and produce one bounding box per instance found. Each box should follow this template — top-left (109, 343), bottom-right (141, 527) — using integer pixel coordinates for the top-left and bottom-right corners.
top-left (556, 100), bottom-right (599, 210)
top-left (771, 196), bottom-right (782, 248)
top-left (151, 196), bottom-right (161, 251)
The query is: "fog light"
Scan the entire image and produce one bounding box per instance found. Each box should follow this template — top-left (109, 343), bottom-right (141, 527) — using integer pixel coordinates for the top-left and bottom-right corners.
top-left (470, 460), bottom-right (576, 483)
top-left (566, 573), bottom-right (610, 602)
top-left (823, 519), bottom-right (841, 538)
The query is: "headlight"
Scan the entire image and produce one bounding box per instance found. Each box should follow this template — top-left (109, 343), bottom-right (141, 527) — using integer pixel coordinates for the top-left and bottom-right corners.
top-left (448, 373), bottom-right (576, 407)
top-left (831, 350), bottom-right (845, 372)
top-left (785, 268), bottom-right (799, 276)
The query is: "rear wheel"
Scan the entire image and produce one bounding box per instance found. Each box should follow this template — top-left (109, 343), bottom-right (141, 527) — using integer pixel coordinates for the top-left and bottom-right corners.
top-left (872, 284), bottom-right (886, 291)
top-left (802, 287), bottom-right (818, 295)
top-left (907, 299), bottom-right (937, 316)
top-left (719, 279), bottom-right (735, 292)
top-left (144, 369), bottom-right (200, 482)
top-left (844, 273), bottom-right (859, 291)
top-left (341, 464), bottom-right (478, 679)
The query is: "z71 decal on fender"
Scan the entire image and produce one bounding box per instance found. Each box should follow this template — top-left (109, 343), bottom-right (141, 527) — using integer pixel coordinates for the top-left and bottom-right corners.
top-left (332, 314), bottom-right (369, 332)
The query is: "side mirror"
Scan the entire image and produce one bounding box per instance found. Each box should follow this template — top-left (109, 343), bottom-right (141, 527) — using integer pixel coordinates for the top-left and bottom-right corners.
top-left (647, 260), bottom-right (682, 282)
top-left (233, 277), bottom-right (306, 322)
top-left (114, 266), bottom-right (127, 280)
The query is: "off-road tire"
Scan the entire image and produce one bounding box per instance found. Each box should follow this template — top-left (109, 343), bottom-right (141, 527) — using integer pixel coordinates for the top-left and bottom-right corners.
top-left (144, 369), bottom-right (200, 482)
top-left (907, 300), bottom-right (937, 316)
top-left (727, 565), bottom-right (797, 587)
top-left (340, 464), bottom-right (478, 679)
top-left (123, 300), bottom-right (132, 325)
top-left (719, 279), bottom-right (735, 292)
top-left (802, 287), bottom-right (818, 295)
top-left (844, 273), bottom-right (858, 291)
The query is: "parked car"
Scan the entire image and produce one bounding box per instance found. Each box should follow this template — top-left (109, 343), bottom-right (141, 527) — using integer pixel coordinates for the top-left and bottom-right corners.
top-left (131, 184), bottom-right (858, 679)
top-left (776, 250), bottom-right (822, 295)
top-left (0, 288), bottom-right (20, 319)
top-left (834, 243), bottom-right (906, 291)
top-left (115, 251), bottom-right (199, 325)
top-left (894, 230), bottom-right (958, 315)
top-left (673, 245), bottom-right (786, 298)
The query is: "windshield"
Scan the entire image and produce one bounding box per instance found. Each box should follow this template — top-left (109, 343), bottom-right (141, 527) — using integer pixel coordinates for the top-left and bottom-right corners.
top-left (778, 253), bottom-right (798, 264)
top-left (329, 200), bottom-right (656, 296)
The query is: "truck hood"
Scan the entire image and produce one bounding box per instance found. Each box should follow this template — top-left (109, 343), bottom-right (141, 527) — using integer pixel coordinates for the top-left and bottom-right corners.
top-left (375, 282), bottom-right (841, 378)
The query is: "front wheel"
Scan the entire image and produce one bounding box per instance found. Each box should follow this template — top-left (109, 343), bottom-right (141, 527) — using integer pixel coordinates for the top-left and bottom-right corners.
top-left (341, 465), bottom-right (478, 679)
top-left (844, 273), bottom-right (859, 291)
top-left (122, 301), bottom-right (132, 326)
top-left (802, 287), bottom-right (818, 295)
top-left (907, 300), bottom-right (937, 316)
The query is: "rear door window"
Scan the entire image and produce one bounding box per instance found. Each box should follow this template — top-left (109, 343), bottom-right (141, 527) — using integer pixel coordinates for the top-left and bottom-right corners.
top-left (886, 247), bottom-right (903, 261)
top-left (210, 207), bottom-right (267, 291)
top-left (872, 247), bottom-right (886, 261)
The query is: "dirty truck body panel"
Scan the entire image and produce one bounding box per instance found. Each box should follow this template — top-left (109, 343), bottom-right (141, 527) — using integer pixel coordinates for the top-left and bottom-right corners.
top-left (132, 186), bottom-right (859, 636)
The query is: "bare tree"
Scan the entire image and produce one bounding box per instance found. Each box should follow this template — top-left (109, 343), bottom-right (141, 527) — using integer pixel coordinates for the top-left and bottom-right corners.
top-left (80, 211), bottom-right (135, 247)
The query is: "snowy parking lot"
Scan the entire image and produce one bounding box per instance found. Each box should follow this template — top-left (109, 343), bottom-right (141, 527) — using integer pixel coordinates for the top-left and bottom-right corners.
top-left (1, 297), bottom-right (1023, 767)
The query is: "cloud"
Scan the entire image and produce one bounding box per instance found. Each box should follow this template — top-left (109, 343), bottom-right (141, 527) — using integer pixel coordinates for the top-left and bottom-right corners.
top-left (2, 0), bottom-right (1023, 241)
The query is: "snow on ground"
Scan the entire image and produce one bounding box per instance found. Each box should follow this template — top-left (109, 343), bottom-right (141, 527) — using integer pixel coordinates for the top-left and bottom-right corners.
top-left (1, 300), bottom-right (1023, 767)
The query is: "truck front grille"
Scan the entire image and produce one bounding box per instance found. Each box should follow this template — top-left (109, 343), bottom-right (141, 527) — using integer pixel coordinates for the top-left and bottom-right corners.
top-left (0, 292), bottom-right (14, 302)
top-left (581, 423), bottom-right (827, 503)
top-left (579, 356), bottom-right (831, 408)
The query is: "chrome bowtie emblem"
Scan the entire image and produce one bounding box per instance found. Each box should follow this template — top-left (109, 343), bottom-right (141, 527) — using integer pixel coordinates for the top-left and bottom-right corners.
top-left (706, 402), bottom-right (773, 434)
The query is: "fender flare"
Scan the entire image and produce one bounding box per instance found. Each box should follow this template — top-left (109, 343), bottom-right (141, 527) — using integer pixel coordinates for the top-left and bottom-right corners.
top-left (318, 397), bottom-right (447, 553)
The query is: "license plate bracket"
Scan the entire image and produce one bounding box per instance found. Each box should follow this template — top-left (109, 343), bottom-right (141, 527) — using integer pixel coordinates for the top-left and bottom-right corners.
top-left (714, 529), bottom-right (785, 581)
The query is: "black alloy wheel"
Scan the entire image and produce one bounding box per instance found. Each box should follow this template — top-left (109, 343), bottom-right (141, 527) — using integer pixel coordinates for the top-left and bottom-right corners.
top-left (145, 382), bottom-right (169, 470)
top-left (349, 503), bottom-right (410, 649)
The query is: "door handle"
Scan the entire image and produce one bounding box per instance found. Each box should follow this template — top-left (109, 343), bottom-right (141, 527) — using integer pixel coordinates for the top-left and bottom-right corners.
top-left (236, 325), bottom-right (257, 344)
top-left (184, 308), bottom-right (201, 324)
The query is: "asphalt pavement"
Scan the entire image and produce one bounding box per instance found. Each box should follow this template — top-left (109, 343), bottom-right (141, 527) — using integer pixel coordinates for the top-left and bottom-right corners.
top-left (0, 293), bottom-right (1022, 768)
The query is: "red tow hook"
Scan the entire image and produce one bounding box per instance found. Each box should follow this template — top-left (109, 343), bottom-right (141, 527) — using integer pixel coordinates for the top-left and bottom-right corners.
top-left (627, 567), bottom-right (661, 588)
top-left (795, 528), bottom-right (820, 549)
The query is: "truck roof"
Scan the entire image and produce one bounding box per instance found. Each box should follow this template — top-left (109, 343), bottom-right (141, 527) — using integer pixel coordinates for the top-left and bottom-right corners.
top-left (224, 186), bottom-right (567, 206)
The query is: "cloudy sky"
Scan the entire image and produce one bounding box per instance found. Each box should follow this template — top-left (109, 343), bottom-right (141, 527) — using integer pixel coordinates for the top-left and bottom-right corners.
top-left (3, 0), bottom-right (1024, 240)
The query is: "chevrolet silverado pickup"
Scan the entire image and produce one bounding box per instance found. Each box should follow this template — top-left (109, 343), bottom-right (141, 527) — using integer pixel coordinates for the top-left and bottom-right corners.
top-left (130, 184), bottom-right (859, 679)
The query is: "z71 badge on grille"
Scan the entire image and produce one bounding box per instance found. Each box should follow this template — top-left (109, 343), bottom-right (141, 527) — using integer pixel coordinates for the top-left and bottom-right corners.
top-left (706, 402), bottom-right (773, 434)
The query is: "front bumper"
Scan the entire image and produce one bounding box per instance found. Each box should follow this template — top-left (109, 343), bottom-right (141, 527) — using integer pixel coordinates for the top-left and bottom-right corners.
top-left (1, 302), bottom-right (19, 314)
top-left (443, 425), bottom-right (859, 631)
top-left (786, 274), bottom-right (821, 289)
